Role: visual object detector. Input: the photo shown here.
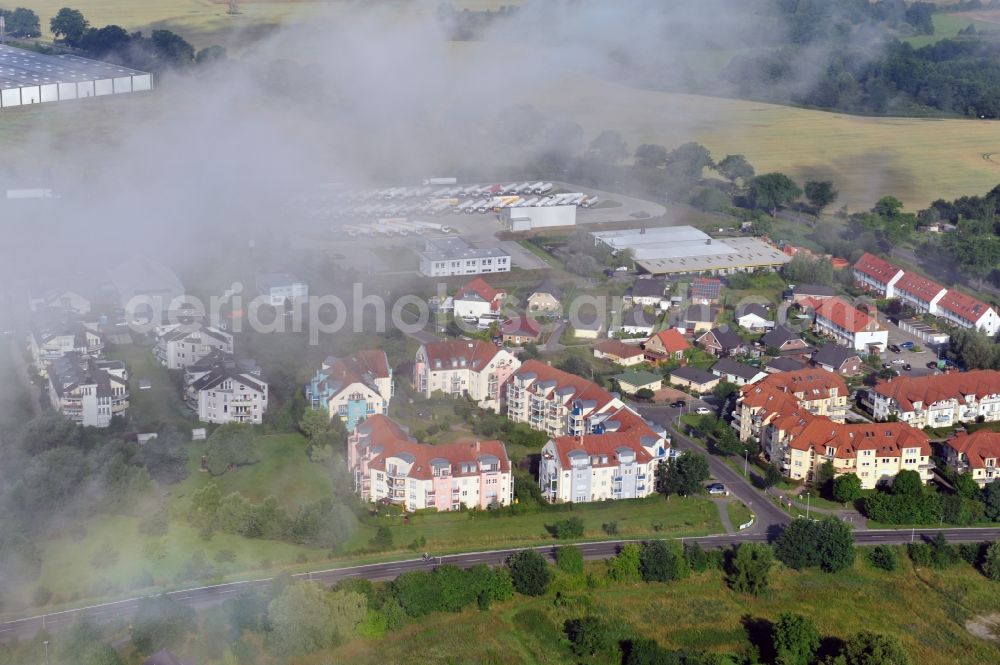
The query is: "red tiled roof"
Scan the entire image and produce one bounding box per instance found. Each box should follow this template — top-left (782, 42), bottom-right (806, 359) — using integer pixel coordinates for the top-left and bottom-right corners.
top-left (873, 370), bottom-right (1000, 411)
top-left (786, 417), bottom-right (930, 457)
top-left (595, 339), bottom-right (645, 359)
top-left (422, 339), bottom-right (505, 372)
top-left (739, 369), bottom-right (847, 411)
top-left (895, 272), bottom-right (946, 303)
top-left (501, 316), bottom-right (541, 338)
top-left (937, 289), bottom-right (995, 324)
top-left (853, 252), bottom-right (903, 284)
top-left (455, 277), bottom-right (503, 303)
top-left (810, 297), bottom-right (879, 333)
top-left (515, 359), bottom-right (617, 410)
top-left (358, 415), bottom-right (510, 480)
top-left (946, 431), bottom-right (1000, 470)
top-left (647, 328), bottom-right (691, 353)
top-left (548, 432), bottom-right (654, 469)
top-left (317, 350), bottom-right (390, 399)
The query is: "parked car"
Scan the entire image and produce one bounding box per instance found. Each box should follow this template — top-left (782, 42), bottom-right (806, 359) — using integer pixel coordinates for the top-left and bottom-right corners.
top-left (903, 363), bottom-right (912, 371)
top-left (671, 399), bottom-right (687, 408)
top-left (891, 359), bottom-right (906, 365)
top-left (900, 341), bottom-right (915, 350)
top-left (707, 483), bottom-right (729, 496)
top-left (882, 362), bottom-right (892, 369)
top-left (695, 407), bottom-right (712, 415)
top-left (889, 344), bottom-right (901, 353)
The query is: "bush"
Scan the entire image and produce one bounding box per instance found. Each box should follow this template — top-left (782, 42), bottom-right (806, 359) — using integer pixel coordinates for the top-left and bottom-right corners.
top-left (907, 542), bottom-right (933, 567)
top-left (684, 542), bottom-right (709, 572)
top-left (639, 540), bottom-right (688, 583)
top-left (774, 517), bottom-right (855, 573)
top-left (727, 543), bottom-right (772, 595)
top-left (868, 545), bottom-right (899, 572)
top-left (958, 542), bottom-right (985, 566)
top-left (607, 543), bottom-right (642, 583)
top-left (564, 616), bottom-right (613, 658)
top-left (550, 517), bottom-right (585, 539)
top-left (556, 546), bottom-right (585, 575)
top-left (602, 520), bottom-right (619, 535)
top-left (507, 550), bottom-right (552, 596)
top-left (832, 473), bottom-right (863, 503)
top-left (982, 541), bottom-right (1000, 581)
top-left (369, 525), bottom-right (394, 551)
top-left (204, 424), bottom-right (259, 475)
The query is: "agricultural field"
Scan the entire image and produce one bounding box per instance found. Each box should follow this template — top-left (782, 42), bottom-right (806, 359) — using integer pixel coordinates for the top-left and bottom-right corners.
top-left (325, 553), bottom-right (1000, 665)
top-left (906, 11), bottom-right (1000, 47)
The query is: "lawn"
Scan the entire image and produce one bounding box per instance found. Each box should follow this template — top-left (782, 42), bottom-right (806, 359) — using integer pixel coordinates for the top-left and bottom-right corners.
top-left (327, 551), bottom-right (1000, 665)
top-left (726, 499), bottom-right (753, 530)
top-left (108, 343), bottom-right (194, 430)
top-left (342, 495), bottom-right (723, 555)
top-left (905, 12), bottom-right (1000, 48)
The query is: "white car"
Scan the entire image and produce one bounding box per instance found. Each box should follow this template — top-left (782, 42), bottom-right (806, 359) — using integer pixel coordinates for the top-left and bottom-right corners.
top-left (695, 407), bottom-right (712, 415)
top-left (891, 359), bottom-right (906, 365)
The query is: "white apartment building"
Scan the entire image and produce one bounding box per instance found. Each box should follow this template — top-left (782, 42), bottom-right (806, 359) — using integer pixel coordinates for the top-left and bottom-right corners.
top-left (418, 237), bottom-right (511, 277)
top-left (153, 324), bottom-right (234, 370)
top-left (944, 431), bottom-right (1000, 488)
top-left (539, 433), bottom-right (659, 503)
top-left (805, 296), bottom-right (888, 352)
top-left (853, 252), bottom-right (904, 297)
top-left (185, 353), bottom-right (268, 425)
top-left (871, 370), bottom-right (1000, 429)
top-left (413, 340), bottom-right (519, 413)
top-left (47, 353), bottom-right (129, 428)
top-left (30, 319), bottom-right (104, 375)
top-left (306, 350), bottom-right (394, 431)
top-left (936, 289), bottom-right (1000, 337)
top-left (733, 369), bottom-right (849, 442)
top-left (349, 415), bottom-right (513, 512)
top-left (256, 273), bottom-right (309, 307)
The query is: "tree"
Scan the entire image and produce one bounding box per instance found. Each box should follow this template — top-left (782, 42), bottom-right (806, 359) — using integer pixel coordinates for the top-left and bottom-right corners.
top-left (727, 542), bottom-right (772, 595)
top-left (589, 129), bottom-right (628, 163)
top-left (891, 469), bottom-right (923, 498)
top-left (773, 612), bottom-right (820, 665)
top-left (716, 154), bottom-right (755, 185)
top-left (804, 180), bottom-right (838, 212)
top-left (954, 472), bottom-right (980, 500)
top-left (204, 424), bottom-right (259, 475)
top-left (507, 549), bottom-right (551, 596)
top-left (299, 408), bottom-right (333, 439)
top-left (873, 196), bottom-right (904, 219)
top-left (868, 544), bottom-right (899, 571)
top-left (983, 479), bottom-right (1000, 521)
top-left (608, 543), bottom-right (642, 583)
top-left (748, 173), bottom-right (801, 215)
top-left (833, 473), bottom-right (863, 503)
top-left (775, 517), bottom-right (854, 573)
top-left (713, 425), bottom-right (744, 457)
top-left (634, 144), bottom-right (669, 169)
top-left (665, 141), bottom-right (714, 179)
top-left (78, 24), bottom-right (130, 56)
top-left (2, 8), bottom-right (41, 37)
top-left (982, 541), bottom-right (1000, 581)
top-left (131, 595), bottom-right (195, 655)
top-left (267, 582), bottom-right (336, 656)
top-left (556, 546), bottom-right (584, 575)
top-left (841, 631), bottom-right (911, 665)
top-left (815, 516), bottom-right (855, 573)
top-left (815, 461), bottom-right (835, 497)
top-left (564, 616), bottom-right (613, 657)
top-left (774, 519), bottom-right (817, 570)
top-left (782, 254), bottom-right (834, 286)
top-left (712, 381), bottom-right (739, 402)
top-left (150, 29), bottom-right (195, 67)
top-left (660, 451), bottom-right (710, 496)
top-left (640, 540), bottom-right (687, 583)
top-left (942, 221), bottom-right (1000, 289)
top-left (763, 463), bottom-right (783, 489)
top-left (49, 7), bottom-right (88, 46)
top-left (195, 45), bottom-right (227, 65)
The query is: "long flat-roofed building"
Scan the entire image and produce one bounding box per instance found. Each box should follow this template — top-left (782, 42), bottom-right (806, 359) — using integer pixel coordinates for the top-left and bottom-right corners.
top-left (418, 236), bottom-right (511, 277)
top-left (590, 226), bottom-right (790, 275)
top-left (0, 44), bottom-right (151, 108)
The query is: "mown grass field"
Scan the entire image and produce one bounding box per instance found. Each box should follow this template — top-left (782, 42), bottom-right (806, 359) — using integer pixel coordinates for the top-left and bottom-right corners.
top-left (327, 552), bottom-right (1000, 665)
top-left (906, 11), bottom-right (1000, 48)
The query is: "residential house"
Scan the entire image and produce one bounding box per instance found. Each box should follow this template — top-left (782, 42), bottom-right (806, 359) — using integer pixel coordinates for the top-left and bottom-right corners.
top-left (573, 308), bottom-right (604, 339)
top-left (629, 279), bottom-right (668, 308)
top-left (943, 431), bottom-right (1000, 488)
top-left (870, 370), bottom-right (1000, 429)
top-left (614, 370), bottom-right (663, 395)
top-left (682, 304), bottom-right (718, 334)
top-left (759, 325), bottom-right (809, 354)
top-left (619, 308), bottom-right (657, 337)
top-left (348, 415), bottom-right (512, 511)
top-left (593, 339), bottom-right (646, 367)
top-left (453, 277), bottom-right (505, 320)
top-left (711, 358), bottom-right (767, 386)
top-left (29, 311), bottom-right (104, 375)
top-left (153, 324), bottom-right (234, 370)
top-left (307, 350), bottom-right (393, 430)
top-left (501, 316), bottom-right (542, 345)
top-left (733, 369), bottom-right (849, 442)
top-left (413, 340), bottom-right (519, 412)
top-left (788, 284), bottom-right (836, 304)
top-left (539, 433), bottom-right (659, 503)
top-left (690, 277), bottom-right (722, 305)
top-left (811, 344), bottom-right (863, 376)
top-left (893, 272), bottom-right (946, 315)
top-left (937, 290), bottom-right (1000, 336)
top-left (802, 296), bottom-right (888, 352)
top-left (852, 252), bottom-right (904, 297)
top-left (764, 416), bottom-right (932, 488)
top-left (642, 328), bottom-right (690, 363)
top-left (256, 272), bottom-right (308, 307)
top-left (185, 353), bottom-right (268, 425)
top-left (697, 326), bottom-right (747, 357)
top-left (765, 356), bottom-right (805, 373)
top-left (47, 353), bottom-right (129, 427)
top-left (526, 279), bottom-right (562, 313)
top-left (668, 366), bottom-right (719, 394)
top-left (29, 289), bottom-right (91, 316)
top-left (107, 255), bottom-right (185, 324)
top-left (735, 303), bottom-right (774, 331)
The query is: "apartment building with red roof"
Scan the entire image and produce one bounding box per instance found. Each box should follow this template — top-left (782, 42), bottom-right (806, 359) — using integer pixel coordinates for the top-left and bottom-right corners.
top-left (306, 349), bottom-right (393, 431)
top-left (871, 369), bottom-right (1000, 428)
top-left (349, 415), bottom-right (513, 511)
top-left (936, 289), bottom-right (1000, 336)
top-left (539, 432), bottom-right (659, 502)
top-left (943, 430), bottom-right (1000, 488)
top-left (733, 369), bottom-right (849, 442)
top-left (802, 296), bottom-right (888, 352)
top-left (853, 252), bottom-right (904, 297)
top-left (893, 272), bottom-right (947, 314)
top-left (413, 339), bottom-right (520, 412)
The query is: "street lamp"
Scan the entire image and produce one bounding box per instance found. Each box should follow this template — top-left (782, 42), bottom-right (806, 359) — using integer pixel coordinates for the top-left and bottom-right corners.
top-left (43, 640), bottom-right (49, 665)
top-left (805, 492), bottom-right (811, 519)
top-left (743, 448), bottom-right (749, 477)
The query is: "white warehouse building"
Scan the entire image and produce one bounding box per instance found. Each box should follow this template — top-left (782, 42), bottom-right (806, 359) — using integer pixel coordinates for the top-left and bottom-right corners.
top-left (418, 237), bottom-right (511, 277)
top-left (0, 45), bottom-right (151, 108)
top-left (501, 205), bottom-right (577, 231)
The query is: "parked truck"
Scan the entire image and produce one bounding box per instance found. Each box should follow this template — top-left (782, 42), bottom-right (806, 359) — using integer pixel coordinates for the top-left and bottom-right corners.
top-left (422, 177), bottom-right (458, 186)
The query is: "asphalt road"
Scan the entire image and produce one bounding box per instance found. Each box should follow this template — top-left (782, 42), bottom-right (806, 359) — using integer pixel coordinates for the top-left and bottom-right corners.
top-left (4, 526), bottom-right (1000, 642)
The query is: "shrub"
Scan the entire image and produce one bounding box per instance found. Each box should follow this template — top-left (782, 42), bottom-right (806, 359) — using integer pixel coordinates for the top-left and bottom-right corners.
top-left (958, 542), bottom-right (985, 566)
top-left (868, 545), bottom-right (899, 571)
top-left (369, 525), bottom-right (394, 551)
top-left (564, 616), bottom-right (613, 658)
top-left (602, 520), bottom-right (619, 535)
top-left (640, 540), bottom-right (688, 583)
top-left (726, 543), bottom-right (772, 595)
top-left (550, 517), bottom-right (585, 539)
top-left (684, 542), bottom-right (709, 572)
top-left (507, 550), bottom-right (552, 596)
top-left (907, 542), bottom-right (933, 567)
top-left (607, 543), bottom-right (641, 583)
top-left (556, 546), bottom-right (584, 575)
top-left (982, 541), bottom-right (1000, 581)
